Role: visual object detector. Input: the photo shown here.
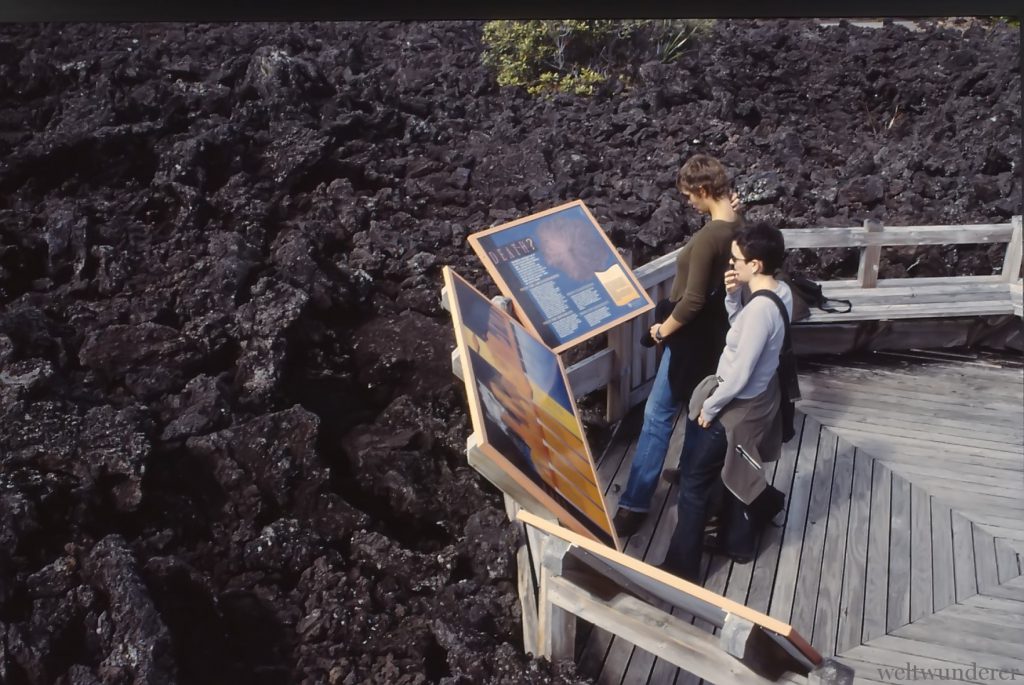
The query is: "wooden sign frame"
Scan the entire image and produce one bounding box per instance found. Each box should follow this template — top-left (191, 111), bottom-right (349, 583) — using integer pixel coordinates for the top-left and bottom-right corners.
top-left (517, 509), bottom-right (822, 671)
top-left (468, 200), bottom-right (654, 353)
top-left (443, 266), bottom-right (619, 550)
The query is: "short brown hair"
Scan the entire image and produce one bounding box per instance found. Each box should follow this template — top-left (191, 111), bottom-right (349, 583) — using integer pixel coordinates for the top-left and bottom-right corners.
top-left (676, 154), bottom-right (731, 199)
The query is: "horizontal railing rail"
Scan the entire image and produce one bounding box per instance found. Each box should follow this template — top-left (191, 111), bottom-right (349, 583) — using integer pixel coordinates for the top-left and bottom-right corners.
top-left (566, 216), bottom-right (1022, 422)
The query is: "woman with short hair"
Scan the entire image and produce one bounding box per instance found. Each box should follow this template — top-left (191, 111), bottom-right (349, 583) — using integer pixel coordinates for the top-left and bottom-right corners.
top-left (659, 221), bottom-right (793, 583)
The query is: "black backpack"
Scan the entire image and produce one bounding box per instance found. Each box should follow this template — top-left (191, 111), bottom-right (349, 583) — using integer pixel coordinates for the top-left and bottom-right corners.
top-left (778, 272), bottom-right (852, 321)
top-left (748, 289), bottom-right (801, 443)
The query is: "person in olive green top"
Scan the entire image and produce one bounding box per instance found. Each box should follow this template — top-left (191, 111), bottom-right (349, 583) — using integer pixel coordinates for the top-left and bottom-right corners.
top-left (613, 154), bottom-right (742, 537)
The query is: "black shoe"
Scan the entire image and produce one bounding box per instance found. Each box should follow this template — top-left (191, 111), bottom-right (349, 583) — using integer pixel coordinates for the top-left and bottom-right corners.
top-left (612, 508), bottom-right (647, 537)
top-left (702, 533), bottom-right (753, 565)
top-left (660, 468), bottom-right (680, 485)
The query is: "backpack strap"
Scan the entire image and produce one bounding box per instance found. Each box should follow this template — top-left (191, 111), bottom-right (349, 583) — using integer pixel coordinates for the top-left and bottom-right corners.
top-left (749, 289), bottom-right (792, 345)
top-left (749, 289), bottom-right (801, 402)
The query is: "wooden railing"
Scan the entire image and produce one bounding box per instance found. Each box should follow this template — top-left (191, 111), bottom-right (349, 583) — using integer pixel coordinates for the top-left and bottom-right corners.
top-left (514, 507), bottom-right (853, 685)
top-left (566, 216), bottom-right (1022, 422)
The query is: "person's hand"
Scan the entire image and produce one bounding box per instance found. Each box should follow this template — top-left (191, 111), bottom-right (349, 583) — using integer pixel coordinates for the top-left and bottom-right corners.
top-left (730, 191), bottom-right (741, 212)
top-left (724, 269), bottom-right (740, 294)
top-left (697, 408), bottom-right (712, 428)
top-left (649, 323), bottom-right (662, 343)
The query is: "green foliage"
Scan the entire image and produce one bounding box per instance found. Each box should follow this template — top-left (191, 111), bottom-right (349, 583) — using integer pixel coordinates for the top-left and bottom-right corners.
top-left (481, 20), bottom-right (628, 96)
top-left (482, 20), bottom-right (619, 95)
top-left (650, 19), bottom-right (713, 64)
top-left (530, 66), bottom-right (606, 96)
top-left (481, 19), bottom-right (713, 97)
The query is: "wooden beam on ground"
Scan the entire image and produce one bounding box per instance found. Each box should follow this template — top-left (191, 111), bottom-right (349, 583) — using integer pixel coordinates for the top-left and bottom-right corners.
top-left (546, 573), bottom-right (807, 685)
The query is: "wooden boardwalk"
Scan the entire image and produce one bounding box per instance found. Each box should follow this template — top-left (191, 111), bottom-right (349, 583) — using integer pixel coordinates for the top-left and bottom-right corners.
top-left (581, 350), bottom-right (1024, 685)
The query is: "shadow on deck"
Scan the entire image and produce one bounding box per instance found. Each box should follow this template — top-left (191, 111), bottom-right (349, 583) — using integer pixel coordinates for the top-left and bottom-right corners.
top-left (582, 349), bottom-right (1024, 685)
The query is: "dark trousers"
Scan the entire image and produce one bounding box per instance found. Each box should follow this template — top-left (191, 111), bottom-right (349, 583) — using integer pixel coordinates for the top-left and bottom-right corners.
top-left (662, 417), bottom-right (759, 582)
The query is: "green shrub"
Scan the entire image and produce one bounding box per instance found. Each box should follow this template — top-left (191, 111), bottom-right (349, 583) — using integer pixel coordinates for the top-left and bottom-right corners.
top-left (481, 19), bottom-right (712, 96)
top-left (650, 19), bottom-right (713, 64)
top-left (481, 20), bottom-right (627, 95)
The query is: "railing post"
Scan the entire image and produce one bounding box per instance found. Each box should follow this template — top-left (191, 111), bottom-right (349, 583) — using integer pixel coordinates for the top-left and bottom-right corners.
top-left (1002, 215), bottom-right (1022, 282)
top-left (857, 218), bottom-right (883, 288)
top-left (536, 535), bottom-right (575, 663)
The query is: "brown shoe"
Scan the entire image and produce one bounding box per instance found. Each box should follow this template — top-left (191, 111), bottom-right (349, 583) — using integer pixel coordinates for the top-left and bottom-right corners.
top-left (612, 508), bottom-right (647, 537)
top-left (661, 468), bottom-right (680, 485)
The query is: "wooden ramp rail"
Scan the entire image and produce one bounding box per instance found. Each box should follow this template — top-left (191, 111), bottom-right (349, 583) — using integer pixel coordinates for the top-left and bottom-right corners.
top-left (515, 509), bottom-right (854, 685)
top-left (563, 216), bottom-right (1023, 421)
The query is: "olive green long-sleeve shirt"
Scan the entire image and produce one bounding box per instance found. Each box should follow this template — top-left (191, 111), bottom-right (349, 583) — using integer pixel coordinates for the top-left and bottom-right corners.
top-left (668, 218), bottom-right (742, 325)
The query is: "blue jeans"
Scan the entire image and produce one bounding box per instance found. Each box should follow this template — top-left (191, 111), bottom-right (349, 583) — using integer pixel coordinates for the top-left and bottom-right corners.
top-left (662, 417), bottom-right (729, 582)
top-left (618, 347), bottom-right (683, 512)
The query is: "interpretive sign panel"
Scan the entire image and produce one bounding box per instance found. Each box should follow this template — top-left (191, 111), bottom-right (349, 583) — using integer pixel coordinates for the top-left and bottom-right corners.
top-left (443, 266), bottom-right (617, 548)
top-left (468, 200), bottom-right (654, 353)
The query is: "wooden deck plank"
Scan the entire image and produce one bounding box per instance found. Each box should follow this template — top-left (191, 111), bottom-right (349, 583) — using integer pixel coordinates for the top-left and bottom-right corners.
top-left (952, 511), bottom-right (979, 602)
top-left (799, 371), bottom-right (1024, 414)
top-left (745, 415), bottom-right (805, 615)
top-left (862, 461), bottom-right (892, 642)
top-left (864, 634), bottom-right (1024, 674)
top-left (798, 401), bottom-right (1024, 444)
top-left (769, 417), bottom-right (824, 624)
top-left (800, 367), bottom-right (1024, 407)
top-left (585, 410), bottom-right (689, 684)
top-left (910, 485), bottom-right (933, 623)
top-left (799, 368), bottom-right (1024, 405)
top-left (837, 448), bottom-right (873, 654)
top-left (807, 362), bottom-right (1024, 400)
top-left (790, 427), bottom-right (838, 639)
top-left (808, 355), bottom-right (1024, 382)
top-left (819, 433), bottom-right (1023, 470)
top-left (811, 436), bottom-right (855, 657)
top-left (796, 400), bottom-right (1024, 445)
top-left (577, 355), bottom-right (1023, 685)
top-left (979, 576), bottom-right (1024, 602)
top-left (841, 645), bottom-right (987, 684)
top-left (995, 541), bottom-right (1021, 585)
top-left (974, 524), bottom-right (1002, 594)
top-left (938, 602), bottom-right (1024, 630)
top-left (617, 489), bottom-right (687, 684)
top-left (800, 353), bottom-right (1022, 381)
top-left (886, 474), bottom-right (911, 632)
top-left (873, 465), bottom-right (1024, 500)
top-left (580, 408), bottom-right (640, 674)
top-left (797, 381), bottom-right (1024, 427)
top-left (606, 409), bottom-right (694, 685)
top-left (791, 414), bottom-right (1021, 453)
top-left (930, 499), bottom-right (956, 613)
top-left (906, 489), bottom-right (1024, 523)
top-left (893, 614), bottom-right (1024, 661)
top-left (959, 594), bottom-right (1024, 622)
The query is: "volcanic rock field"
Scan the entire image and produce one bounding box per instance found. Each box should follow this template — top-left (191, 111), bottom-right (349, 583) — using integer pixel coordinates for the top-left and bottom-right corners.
top-left (0, 18), bottom-right (1019, 685)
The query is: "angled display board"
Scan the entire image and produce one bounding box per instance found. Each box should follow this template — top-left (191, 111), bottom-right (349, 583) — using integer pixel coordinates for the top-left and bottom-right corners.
top-left (468, 200), bottom-right (654, 353)
top-left (443, 266), bottom-right (617, 549)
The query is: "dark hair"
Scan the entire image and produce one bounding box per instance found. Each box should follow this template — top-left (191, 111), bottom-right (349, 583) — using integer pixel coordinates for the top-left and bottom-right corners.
top-left (735, 222), bottom-right (786, 274)
top-left (676, 154), bottom-right (731, 199)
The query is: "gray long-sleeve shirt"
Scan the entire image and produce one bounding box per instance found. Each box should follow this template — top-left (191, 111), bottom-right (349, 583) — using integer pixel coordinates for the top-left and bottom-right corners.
top-left (702, 281), bottom-right (794, 420)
